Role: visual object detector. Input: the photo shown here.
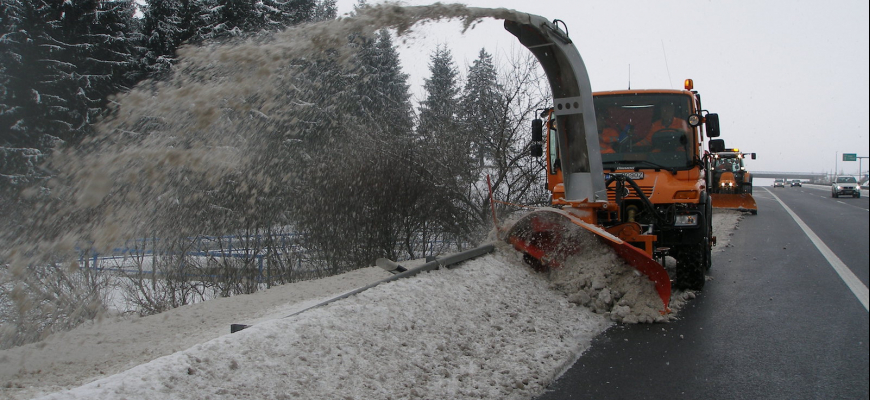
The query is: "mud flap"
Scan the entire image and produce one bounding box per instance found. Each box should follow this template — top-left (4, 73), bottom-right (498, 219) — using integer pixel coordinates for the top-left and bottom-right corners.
top-left (506, 209), bottom-right (671, 311)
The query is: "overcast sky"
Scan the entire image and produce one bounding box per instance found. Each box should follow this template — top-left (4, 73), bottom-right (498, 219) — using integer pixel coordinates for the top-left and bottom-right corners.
top-left (336, 0), bottom-right (870, 176)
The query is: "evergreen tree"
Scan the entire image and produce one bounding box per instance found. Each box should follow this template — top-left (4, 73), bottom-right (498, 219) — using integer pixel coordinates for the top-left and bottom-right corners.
top-left (418, 46), bottom-right (461, 142)
top-left (354, 29), bottom-right (413, 130)
top-left (414, 46), bottom-right (482, 243)
top-left (1, 0), bottom-right (60, 148)
top-left (462, 48), bottom-right (502, 165)
top-left (461, 49), bottom-right (552, 223)
top-left (259, 0), bottom-right (316, 29)
top-left (1, 0), bottom-right (141, 149)
top-left (312, 0), bottom-right (338, 22)
top-left (141, 0), bottom-right (197, 78)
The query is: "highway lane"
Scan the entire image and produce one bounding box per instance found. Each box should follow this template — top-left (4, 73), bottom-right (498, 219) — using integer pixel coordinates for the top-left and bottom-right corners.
top-left (536, 187), bottom-right (869, 400)
top-left (763, 185), bottom-right (868, 288)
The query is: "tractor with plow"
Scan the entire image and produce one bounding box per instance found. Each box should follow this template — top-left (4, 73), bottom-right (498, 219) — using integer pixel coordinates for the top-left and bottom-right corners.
top-left (708, 142), bottom-right (758, 214)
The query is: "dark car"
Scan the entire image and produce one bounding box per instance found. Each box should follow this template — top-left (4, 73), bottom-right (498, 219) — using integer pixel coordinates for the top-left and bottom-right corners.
top-left (832, 176), bottom-right (860, 198)
top-left (790, 180), bottom-right (802, 187)
top-left (773, 178), bottom-right (785, 188)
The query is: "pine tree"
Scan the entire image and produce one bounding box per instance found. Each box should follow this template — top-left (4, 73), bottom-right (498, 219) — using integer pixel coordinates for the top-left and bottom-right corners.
top-left (418, 46), bottom-right (461, 142)
top-left (141, 0), bottom-right (197, 78)
top-left (462, 48), bottom-right (502, 165)
top-left (259, 0), bottom-right (316, 29)
top-left (461, 49), bottom-right (552, 223)
top-left (312, 0), bottom-right (338, 22)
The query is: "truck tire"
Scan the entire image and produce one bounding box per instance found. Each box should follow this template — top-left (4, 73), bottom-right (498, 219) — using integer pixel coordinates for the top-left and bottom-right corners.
top-left (674, 245), bottom-right (706, 290)
top-left (704, 201), bottom-right (713, 271)
top-left (673, 200), bottom-right (711, 289)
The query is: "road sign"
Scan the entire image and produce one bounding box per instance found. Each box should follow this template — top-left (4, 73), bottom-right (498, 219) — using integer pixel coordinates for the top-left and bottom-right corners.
top-left (842, 153), bottom-right (857, 161)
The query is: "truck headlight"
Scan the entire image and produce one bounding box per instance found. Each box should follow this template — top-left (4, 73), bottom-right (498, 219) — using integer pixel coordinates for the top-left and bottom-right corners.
top-left (675, 214), bottom-right (699, 226)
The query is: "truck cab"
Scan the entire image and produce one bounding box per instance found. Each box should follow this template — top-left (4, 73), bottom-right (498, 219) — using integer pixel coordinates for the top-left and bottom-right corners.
top-left (542, 80), bottom-right (719, 289)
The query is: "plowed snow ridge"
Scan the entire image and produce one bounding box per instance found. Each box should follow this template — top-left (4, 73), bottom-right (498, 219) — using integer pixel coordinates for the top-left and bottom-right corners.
top-left (0, 210), bottom-right (743, 400)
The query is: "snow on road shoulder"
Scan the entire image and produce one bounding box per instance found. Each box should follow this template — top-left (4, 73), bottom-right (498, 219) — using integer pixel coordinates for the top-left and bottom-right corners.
top-left (713, 209), bottom-right (744, 251)
top-left (0, 266), bottom-right (392, 399)
top-left (33, 246), bottom-right (610, 400)
top-left (3, 211), bottom-right (744, 399)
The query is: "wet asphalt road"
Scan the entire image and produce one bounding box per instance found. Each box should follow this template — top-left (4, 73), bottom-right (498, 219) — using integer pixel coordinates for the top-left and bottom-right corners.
top-left (536, 185), bottom-right (869, 400)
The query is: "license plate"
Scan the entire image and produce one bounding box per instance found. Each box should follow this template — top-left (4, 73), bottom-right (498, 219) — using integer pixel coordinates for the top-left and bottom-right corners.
top-left (605, 172), bottom-right (644, 180)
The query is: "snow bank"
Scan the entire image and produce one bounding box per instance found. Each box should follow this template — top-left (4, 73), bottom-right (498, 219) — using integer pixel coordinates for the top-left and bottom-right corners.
top-left (1, 212), bottom-right (742, 400)
top-left (28, 247), bottom-right (609, 400)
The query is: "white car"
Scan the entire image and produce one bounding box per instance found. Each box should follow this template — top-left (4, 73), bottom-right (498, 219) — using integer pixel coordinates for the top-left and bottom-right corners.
top-left (832, 176), bottom-right (860, 198)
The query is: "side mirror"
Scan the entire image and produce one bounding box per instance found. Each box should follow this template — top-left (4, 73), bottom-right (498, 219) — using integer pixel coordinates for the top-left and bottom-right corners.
top-left (705, 113), bottom-right (720, 138)
top-left (751, 153), bottom-right (757, 160)
top-left (530, 118), bottom-right (543, 157)
top-left (709, 138), bottom-right (725, 153)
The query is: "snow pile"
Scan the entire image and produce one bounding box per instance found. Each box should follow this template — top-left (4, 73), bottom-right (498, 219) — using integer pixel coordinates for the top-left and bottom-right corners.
top-left (545, 241), bottom-right (669, 324)
top-left (29, 248), bottom-right (610, 400)
top-left (712, 210), bottom-right (743, 251)
top-left (0, 210), bottom-right (742, 399)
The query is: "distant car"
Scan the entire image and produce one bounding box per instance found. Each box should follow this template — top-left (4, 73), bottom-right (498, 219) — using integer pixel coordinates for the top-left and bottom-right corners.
top-left (831, 176), bottom-right (860, 198)
top-left (790, 180), bottom-right (802, 187)
top-left (773, 178), bottom-right (785, 188)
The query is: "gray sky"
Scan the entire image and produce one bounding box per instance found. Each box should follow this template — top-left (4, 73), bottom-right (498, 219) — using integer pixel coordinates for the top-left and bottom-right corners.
top-left (337, 0), bottom-right (870, 176)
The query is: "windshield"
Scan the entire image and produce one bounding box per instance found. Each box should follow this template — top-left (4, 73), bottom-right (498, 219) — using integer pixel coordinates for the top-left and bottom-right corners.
top-left (713, 157), bottom-right (742, 172)
top-left (836, 177), bottom-right (857, 183)
top-left (594, 93), bottom-right (694, 170)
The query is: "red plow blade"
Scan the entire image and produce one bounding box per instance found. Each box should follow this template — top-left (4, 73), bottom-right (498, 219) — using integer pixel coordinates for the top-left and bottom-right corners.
top-left (506, 209), bottom-right (671, 312)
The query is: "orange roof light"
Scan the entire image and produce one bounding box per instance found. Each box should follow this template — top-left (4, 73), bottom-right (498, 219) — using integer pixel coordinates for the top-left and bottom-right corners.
top-left (684, 79), bottom-right (694, 90)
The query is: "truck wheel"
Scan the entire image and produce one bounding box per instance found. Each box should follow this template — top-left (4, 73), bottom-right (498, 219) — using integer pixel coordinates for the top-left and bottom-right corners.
top-left (674, 246), bottom-right (706, 291)
top-left (704, 201), bottom-right (713, 271)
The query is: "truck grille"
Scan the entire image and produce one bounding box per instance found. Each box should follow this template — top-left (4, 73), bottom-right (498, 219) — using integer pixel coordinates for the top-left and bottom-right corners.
top-left (607, 185), bottom-right (654, 201)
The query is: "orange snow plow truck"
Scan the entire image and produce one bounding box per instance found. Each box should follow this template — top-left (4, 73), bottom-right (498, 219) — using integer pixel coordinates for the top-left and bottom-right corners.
top-left (500, 14), bottom-right (721, 311)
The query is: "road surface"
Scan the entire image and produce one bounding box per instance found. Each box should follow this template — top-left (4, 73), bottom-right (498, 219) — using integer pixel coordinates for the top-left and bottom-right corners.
top-left (536, 185), bottom-right (869, 399)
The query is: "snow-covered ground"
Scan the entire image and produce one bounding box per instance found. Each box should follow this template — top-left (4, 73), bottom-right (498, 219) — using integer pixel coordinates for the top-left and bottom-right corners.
top-left (0, 211), bottom-right (743, 400)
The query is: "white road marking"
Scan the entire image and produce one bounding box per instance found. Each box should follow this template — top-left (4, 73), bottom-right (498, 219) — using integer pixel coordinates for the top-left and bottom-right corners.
top-left (764, 188), bottom-right (869, 312)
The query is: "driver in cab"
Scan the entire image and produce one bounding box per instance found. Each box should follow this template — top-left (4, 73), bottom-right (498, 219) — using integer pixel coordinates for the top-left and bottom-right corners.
top-left (596, 108), bottom-right (620, 154)
top-left (638, 102), bottom-right (689, 148)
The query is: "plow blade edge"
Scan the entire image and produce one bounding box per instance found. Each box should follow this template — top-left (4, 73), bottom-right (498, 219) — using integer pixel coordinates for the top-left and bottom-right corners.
top-left (505, 209), bottom-right (671, 310)
top-left (711, 193), bottom-right (758, 214)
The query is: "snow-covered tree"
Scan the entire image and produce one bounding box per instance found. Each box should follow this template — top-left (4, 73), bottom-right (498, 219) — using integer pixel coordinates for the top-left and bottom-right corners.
top-left (462, 49), bottom-right (552, 224)
top-left (462, 48), bottom-right (502, 165)
top-left (312, 0), bottom-right (338, 22)
top-left (418, 46), bottom-right (461, 142)
top-left (141, 0), bottom-right (197, 78)
top-left (0, 0), bottom-right (142, 149)
top-left (259, 0), bottom-right (316, 29)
